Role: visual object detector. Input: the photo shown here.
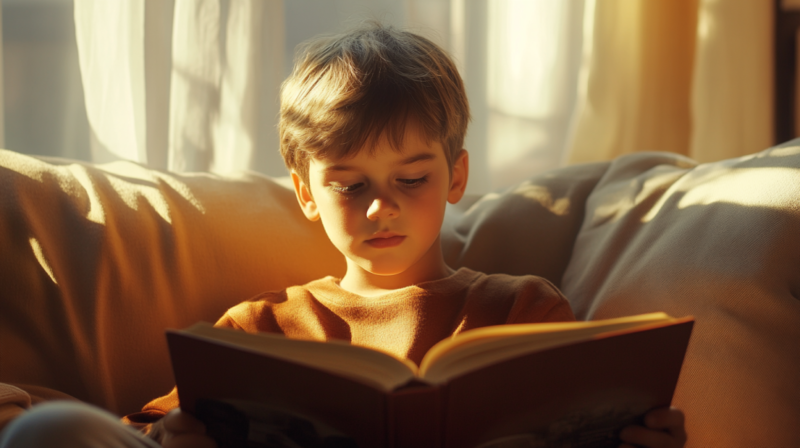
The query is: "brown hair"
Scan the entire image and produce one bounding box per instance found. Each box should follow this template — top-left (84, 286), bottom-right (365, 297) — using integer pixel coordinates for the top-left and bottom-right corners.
top-left (279, 22), bottom-right (470, 184)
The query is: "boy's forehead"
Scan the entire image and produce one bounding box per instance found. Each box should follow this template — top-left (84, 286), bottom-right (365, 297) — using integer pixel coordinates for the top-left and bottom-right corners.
top-left (310, 146), bottom-right (442, 171)
top-left (311, 127), bottom-right (446, 167)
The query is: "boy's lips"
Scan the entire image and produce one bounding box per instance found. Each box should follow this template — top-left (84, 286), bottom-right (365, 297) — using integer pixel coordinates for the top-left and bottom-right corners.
top-left (365, 235), bottom-right (406, 248)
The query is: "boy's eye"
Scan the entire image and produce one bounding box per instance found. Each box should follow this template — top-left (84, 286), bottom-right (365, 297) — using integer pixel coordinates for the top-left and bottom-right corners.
top-left (331, 182), bottom-right (364, 194)
top-left (398, 176), bottom-right (428, 188)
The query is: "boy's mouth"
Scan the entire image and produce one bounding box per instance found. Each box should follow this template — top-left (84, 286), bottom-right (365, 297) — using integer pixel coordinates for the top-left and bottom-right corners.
top-left (365, 235), bottom-right (406, 248)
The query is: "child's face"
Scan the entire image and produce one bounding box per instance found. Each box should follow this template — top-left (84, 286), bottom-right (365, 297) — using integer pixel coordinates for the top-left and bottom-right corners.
top-left (293, 125), bottom-right (467, 280)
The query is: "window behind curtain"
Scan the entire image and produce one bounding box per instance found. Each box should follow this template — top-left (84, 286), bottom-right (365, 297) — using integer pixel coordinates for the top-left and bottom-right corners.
top-left (1, 0), bottom-right (90, 160)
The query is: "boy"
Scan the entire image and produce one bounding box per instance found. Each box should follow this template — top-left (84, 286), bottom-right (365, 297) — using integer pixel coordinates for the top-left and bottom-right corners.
top-left (0, 22), bottom-right (686, 448)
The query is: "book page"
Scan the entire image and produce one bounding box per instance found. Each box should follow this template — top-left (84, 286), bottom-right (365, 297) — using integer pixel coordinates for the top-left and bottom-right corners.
top-left (419, 313), bottom-right (676, 384)
top-left (179, 323), bottom-right (420, 391)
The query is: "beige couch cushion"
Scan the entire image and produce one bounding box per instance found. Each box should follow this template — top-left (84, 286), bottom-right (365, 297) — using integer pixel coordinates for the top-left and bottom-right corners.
top-left (560, 143), bottom-right (800, 446)
top-left (442, 161), bottom-right (609, 288)
top-left (0, 149), bottom-right (345, 415)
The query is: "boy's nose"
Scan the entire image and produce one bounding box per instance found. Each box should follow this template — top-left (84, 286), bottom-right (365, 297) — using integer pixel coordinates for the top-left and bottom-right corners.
top-left (366, 197), bottom-right (399, 221)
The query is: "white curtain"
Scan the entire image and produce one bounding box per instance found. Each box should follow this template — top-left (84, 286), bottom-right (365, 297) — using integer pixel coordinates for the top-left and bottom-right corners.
top-left (485, 0), bottom-right (583, 190)
top-left (68, 0), bottom-right (583, 194)
top-left (566, 0), bottom-right (774, 164)
top-left (74, 1), bottom-right (148, 165)
top-left (73, 0), bottom-right (286, 176)
top-left (0, 0), bottom-right (782, 193)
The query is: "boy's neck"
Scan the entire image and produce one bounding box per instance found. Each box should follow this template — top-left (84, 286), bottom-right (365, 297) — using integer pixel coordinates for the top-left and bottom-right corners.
top-left (339, 240), bottom-right (455, 297)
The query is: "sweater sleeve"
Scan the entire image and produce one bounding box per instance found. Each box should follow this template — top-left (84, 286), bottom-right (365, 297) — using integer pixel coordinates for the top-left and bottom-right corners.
top-left (506, 276), bottom-right (576, 324)
top-left (0, 383), bottom-right (79, 433)
top-left (0, 384), bottom-right (31, 432)
top-left (120, 386), bottom-right (179, 437)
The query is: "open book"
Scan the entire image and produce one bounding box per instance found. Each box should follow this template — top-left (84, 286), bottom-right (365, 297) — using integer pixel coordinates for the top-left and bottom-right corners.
top-left (167, 312), bottom-right (694, 448)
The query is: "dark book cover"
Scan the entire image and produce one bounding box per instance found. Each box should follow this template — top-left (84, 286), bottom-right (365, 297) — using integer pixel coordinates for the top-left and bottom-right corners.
top-left (167, 317), bottom-right (693, 448)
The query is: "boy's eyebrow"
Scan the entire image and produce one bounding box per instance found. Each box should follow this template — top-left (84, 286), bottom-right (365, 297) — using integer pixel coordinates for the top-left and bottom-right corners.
top-left (323, 152), bottom-right (438, 172)
top-left (398, 152), bottom-right (437, 165)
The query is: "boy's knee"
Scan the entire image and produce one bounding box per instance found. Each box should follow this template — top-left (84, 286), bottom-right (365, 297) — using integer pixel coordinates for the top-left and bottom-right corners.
top-left (0, 401), bottom-right (151, 448)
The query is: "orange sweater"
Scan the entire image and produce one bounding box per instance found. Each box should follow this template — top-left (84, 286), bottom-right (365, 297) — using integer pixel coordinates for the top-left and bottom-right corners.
top-left (124, 268), bottom-right (574, 431)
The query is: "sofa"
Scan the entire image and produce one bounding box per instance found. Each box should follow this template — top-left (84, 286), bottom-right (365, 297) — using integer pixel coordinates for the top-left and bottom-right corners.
top-left (1, 139), bottom-right (799, 447)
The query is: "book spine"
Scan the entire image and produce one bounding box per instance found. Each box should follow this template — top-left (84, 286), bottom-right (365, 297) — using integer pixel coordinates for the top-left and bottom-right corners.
top-left (389, 383), bottom-right (443, 448)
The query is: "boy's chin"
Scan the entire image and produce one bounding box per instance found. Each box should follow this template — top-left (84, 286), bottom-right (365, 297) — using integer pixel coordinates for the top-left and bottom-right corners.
top-left (360, 263), bottom-right (412, 278)
top-left (348, 257), bottom-right (415, 278)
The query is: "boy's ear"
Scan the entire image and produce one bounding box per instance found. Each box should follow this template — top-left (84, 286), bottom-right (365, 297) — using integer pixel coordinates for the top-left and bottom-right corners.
top-left (447, 149), bottom-right (469, 204)
top-left (291, 171), bottom-right (320, 221)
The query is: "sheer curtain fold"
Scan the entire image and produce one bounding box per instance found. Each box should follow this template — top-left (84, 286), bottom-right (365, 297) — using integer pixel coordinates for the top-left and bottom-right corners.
top-left (169, 0), bottom-right (280, 174)
top-left (690, 0), bottom-right (773, 162)
top-left (74, 0), bottom-right (285, 175)
top-left (485, 0), bottom-right (584, 191)
top-left (410, 0), bottom-right (584, 193)
top-left (74, 0), bottom-right (148, 164)
top-left (567, 0), bottom-right (774, 165)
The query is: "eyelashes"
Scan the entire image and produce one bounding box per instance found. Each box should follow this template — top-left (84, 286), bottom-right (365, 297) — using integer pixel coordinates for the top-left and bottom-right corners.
top-left (331, 183), bottom-right (364, 194)
top-left (330, 176), bottom-right (429, 195)
top-left (397, 176), bottom-right (428, 188)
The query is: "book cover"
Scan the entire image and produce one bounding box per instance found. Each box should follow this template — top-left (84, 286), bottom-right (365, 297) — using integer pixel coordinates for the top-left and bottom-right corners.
top-left (167, 314), bottom-right (694, 448)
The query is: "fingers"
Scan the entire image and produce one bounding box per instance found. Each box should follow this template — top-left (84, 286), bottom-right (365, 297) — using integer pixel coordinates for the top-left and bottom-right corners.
top-left (162, 409), bottom-right (206, 435)
top-left (619, 424), bottom-right (675, 448)
top-left (645, 407), bottom-right (685, 431)
top-left (619, 407), bottom-right (687, 448)
top-left (161, 409), bottom-right (217, 448)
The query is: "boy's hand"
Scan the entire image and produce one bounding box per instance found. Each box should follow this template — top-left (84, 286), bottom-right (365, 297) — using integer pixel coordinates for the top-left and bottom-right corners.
top-left (158, 408), bottom-right (217, 448)
top-left (618, 407), bottom-right (686, 448)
